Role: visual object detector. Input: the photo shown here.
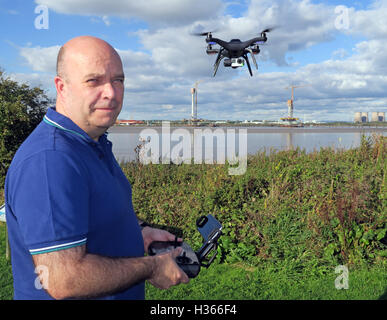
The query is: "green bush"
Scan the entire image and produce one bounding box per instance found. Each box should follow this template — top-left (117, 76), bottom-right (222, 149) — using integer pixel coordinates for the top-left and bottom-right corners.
top-left (123, 134), bottom-right (387, 270)
top-left (0, 69), bottom-right (50, 188)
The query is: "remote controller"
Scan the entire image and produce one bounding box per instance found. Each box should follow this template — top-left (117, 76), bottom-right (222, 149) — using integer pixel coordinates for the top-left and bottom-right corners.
top-left (148, 214), bottom-right (222, 278)
top-left (148, 240), bottom-right (201, 278)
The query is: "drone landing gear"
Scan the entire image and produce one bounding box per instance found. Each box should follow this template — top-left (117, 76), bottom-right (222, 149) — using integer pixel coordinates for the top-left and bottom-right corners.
top-left (243, 54), bottom-right (253, 77)
top-left (246, 48), bottom-right (258, 70)
top-left (213, 49), bottom-right (225, 77)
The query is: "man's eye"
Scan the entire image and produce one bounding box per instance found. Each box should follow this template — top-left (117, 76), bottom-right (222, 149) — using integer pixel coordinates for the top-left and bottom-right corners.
top-left (87, 79), bottom-right (97, 83)
top-left (114, 79), bottom-right (124, 83)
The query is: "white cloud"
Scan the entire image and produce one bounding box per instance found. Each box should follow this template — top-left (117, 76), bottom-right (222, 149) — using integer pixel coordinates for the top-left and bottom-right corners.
top-left (35, 0), bottom-right (224, 26)
top-left (19, 45), bottom-right (60, 73)
top-left (201, 0), bottom-right (336, 66)
top-left (332, 48), bottom-right (349, 59)
top-left (8, 72), bottom-right (56, 97)
top-left (102, 15), bottom-right (110, 26)
top-left (349, 0), bottom-right (387, 39)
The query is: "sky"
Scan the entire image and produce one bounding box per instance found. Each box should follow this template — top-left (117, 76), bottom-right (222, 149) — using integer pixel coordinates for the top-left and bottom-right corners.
top-left (1, 0), bottom-right (387, 122)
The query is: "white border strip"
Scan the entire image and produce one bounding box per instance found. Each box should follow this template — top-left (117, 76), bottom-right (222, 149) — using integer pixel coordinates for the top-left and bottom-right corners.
top-left (29, 238), bottom-right (87, 254)
top-left (44, 115), bottom-right (66, 130)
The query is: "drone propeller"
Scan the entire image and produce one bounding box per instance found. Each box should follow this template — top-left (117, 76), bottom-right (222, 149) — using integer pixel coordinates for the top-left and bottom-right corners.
top-left (193, 32), bottom-right (212, 36)
top-left (256, 26), bottom-right (278, 44)
top-left (191, 29), bottom-right (218, 37)
top-left (261, 27), bottom-right (276, 34)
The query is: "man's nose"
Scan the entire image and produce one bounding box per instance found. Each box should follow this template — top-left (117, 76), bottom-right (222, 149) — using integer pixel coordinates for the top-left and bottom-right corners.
top-left (102, 82), bottom-right (115, 99)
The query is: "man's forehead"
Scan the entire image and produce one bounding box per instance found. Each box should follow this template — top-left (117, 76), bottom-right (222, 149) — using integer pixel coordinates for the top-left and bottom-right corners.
top-left (70, 49), bottom-right (121, 65)
top-left (64, 38), bottom-right (122, 64)
top-left (67, 51), bottom-right (123, 76)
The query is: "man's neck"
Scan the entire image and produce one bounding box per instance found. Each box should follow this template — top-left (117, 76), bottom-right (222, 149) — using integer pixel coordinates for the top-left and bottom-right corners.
top-left (55, 103), bottom-right (105, 142)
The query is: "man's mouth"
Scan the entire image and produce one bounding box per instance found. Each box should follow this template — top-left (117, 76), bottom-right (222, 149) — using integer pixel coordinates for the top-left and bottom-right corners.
top-left (95, 107), bottom-right (116, 111)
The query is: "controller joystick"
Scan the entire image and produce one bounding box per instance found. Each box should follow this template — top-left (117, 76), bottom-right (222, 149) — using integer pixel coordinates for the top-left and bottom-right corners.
top-left (176, 252), bottom-right (191, 264)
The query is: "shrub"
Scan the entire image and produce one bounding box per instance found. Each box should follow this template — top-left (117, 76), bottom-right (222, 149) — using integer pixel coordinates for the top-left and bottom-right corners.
top-left (124, 134), bottom-right (387, 269)
top-left (0, 69), bottom-right (51, 187)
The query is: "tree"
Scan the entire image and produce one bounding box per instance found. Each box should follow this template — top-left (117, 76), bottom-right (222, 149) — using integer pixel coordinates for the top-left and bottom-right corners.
top-left (0, 69), bottom-right (52, 187)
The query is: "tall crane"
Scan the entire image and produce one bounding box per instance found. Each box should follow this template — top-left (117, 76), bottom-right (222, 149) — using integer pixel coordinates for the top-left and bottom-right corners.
top-left (191, 80), bottom-right (204, 122)
top-left (283, 84), bottom-right (310, 121)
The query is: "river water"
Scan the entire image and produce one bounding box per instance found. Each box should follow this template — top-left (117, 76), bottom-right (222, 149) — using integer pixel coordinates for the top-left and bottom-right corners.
top-left (107, 125), bottom-right (387, 163)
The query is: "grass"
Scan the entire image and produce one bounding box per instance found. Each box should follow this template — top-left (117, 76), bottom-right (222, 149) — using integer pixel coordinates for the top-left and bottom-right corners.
top-left (1, 222), bottom-right (386, 300)
top-left (0, 224), bottom-right (13, 300)
top-left (146, 262), bottom-right (387, 300)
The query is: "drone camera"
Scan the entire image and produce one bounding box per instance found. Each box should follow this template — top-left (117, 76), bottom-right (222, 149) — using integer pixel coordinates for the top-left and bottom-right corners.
top-left (223, 58), bottom-right (244, 68)
top-left (223, 58), bottom-right (231, 67)
top-left (232, 58), bottom-right (245, 68)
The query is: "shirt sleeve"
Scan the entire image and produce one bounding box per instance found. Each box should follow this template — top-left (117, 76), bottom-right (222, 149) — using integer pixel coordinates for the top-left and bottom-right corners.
top-left (9, 150), bottom-right (89, 255)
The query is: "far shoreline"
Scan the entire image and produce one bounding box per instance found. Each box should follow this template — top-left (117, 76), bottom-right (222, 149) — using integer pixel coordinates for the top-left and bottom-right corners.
top-left (108, 125), bottom-right (387, 134)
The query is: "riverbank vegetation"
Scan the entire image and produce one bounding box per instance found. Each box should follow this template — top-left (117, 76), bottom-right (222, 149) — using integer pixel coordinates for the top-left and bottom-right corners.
top-left (124, 134), bottom-right (386, 269)
top-left (124, 134), bottom-right (387, 299)
top-left (123, 135), bottom-right (387, 299)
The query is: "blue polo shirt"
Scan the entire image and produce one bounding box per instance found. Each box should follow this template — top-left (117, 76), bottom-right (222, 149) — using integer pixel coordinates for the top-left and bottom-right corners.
top-left (5, 107), bottom-right (145, 300)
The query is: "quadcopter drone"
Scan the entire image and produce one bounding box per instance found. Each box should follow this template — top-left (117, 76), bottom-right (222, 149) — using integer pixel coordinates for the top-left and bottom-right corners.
top-left (194, 28), bottom-right (275, 77)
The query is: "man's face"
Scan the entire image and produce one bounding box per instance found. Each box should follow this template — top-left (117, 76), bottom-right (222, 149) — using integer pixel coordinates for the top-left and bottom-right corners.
top-left (59, 44), bottom-right (124, 137)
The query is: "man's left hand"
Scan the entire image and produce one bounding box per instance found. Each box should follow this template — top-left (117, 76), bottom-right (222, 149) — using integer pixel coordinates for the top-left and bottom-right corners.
top-left (141, 227), bottom-right (182, 253)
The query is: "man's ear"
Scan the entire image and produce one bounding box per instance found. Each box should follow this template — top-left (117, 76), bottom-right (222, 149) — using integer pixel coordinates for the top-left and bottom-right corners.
top-left (54, 76), bottom-right (66, 100)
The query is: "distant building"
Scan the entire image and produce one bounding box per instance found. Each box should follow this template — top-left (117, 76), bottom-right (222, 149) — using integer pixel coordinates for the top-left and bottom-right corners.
top-left (371, 112), bottom-right (386, 122)
top-left (354, 112), bottom-right (368, 123)
top-left (116, 119), bottom-right (145, 125)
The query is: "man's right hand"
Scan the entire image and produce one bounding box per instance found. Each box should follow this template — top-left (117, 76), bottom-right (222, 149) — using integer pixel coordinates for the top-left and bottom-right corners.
top-left (148, 247), bottom-right (190, 289)
top-left (32, 244), bottom-right (189, 299)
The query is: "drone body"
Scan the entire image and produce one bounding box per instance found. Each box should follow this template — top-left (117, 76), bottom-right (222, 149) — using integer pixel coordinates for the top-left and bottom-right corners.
top-left (196, 29), bottom-right (273, 77)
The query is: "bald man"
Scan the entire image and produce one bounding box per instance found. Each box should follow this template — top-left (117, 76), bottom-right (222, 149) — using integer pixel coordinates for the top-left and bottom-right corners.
top-left (4, 36), bottom-right (189, 300)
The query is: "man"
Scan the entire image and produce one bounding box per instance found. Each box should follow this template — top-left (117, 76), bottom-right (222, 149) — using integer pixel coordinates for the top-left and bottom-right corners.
top-left (4, 36), bottom-right (189, 300)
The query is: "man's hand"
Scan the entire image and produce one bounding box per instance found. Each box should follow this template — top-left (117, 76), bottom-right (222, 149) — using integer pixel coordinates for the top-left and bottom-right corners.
top-left (148, 247), bottom-right (190, 289)
top-left (31, 227), bottom-right (189, 299)
top-left (141, 226), bottom-right (190, 288)
top-left (142, 226), bottom-right (182, 253)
